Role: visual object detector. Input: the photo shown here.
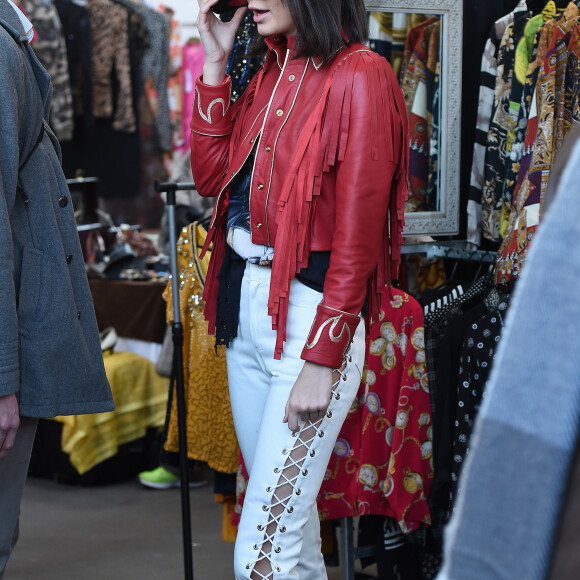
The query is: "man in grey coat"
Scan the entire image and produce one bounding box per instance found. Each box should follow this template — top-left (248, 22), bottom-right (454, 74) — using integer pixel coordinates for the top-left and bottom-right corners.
top-left (0, 1), bottom-right (114, 575)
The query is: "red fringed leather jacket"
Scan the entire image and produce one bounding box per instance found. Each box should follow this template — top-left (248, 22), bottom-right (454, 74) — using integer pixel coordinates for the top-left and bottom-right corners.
top-left (191, 35), bottom-right (408, 367)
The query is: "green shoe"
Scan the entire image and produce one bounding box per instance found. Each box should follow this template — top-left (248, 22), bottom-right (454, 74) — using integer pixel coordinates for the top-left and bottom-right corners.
top-left (138, 466), bottom-right (208, 489)
top-left (138, 467), bottom-right (180, 489)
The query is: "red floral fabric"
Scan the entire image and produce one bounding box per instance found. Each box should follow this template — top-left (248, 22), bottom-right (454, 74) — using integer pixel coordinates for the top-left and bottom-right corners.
top-left (317, 288), bottom-right (433, 533)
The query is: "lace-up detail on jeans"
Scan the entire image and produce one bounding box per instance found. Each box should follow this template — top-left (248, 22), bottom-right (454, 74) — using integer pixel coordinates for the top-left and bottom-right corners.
top-left (246, 370), bottom-right (346, 579)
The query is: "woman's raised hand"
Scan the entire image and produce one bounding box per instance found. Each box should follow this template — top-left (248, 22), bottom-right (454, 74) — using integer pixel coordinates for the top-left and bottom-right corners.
top-left (197, 0), bottom-right (248, 85)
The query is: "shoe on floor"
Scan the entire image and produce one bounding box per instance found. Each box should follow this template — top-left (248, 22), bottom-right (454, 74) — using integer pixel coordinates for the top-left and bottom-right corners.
top-left (138, 466), bottom-right (207, 489)
top-left (139, 467), bottom-right (180, 489)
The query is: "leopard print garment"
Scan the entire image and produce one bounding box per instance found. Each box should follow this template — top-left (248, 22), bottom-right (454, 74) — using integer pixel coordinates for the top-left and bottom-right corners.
top-left (87, 0), bottom-right (136, 133)
top-left (22, 0), bottom-right (74, 140)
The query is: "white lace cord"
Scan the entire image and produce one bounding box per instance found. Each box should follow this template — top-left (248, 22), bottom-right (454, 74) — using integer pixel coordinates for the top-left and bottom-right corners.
top-left (246, 367), bottom-right (348, 578)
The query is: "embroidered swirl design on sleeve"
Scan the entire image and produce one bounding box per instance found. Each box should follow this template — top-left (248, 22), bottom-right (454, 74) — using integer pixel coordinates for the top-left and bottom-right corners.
top-left (195, 85), bottom-right (229, 124)
top-left (305, 315), bottom-right (353, 362)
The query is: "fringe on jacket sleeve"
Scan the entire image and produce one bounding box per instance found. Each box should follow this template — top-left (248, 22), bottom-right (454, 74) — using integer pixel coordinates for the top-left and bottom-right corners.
top-left (268, 49), bottom-right (409, 360)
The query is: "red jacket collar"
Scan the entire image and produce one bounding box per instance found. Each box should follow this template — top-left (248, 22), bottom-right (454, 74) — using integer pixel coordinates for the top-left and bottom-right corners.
top-left (264, 34), bottom-right (288, 69)
top-left (263, 34), bottom-right (325, 69)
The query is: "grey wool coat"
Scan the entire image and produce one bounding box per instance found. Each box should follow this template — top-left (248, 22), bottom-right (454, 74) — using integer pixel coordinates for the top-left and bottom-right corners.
top-left (0, 0), bottom-right (114, 417)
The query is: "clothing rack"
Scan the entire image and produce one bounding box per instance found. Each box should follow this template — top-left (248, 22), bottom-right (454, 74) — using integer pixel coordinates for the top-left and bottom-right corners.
top-left (154, 179), bottom-right (196, 580)
top-left (401, 240), bottom-right (497, 264)
top-left (338, 240), bottom-right (497, 579)
top-left (338, 517), bottom-right (376, 580)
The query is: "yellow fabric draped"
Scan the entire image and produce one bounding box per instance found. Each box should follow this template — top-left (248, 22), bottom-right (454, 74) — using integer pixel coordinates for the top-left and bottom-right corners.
top-left (54, 351), bottom-right (170, 475)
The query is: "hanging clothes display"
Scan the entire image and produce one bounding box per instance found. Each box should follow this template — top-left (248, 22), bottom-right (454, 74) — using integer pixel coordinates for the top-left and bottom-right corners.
top-left (113, 0), bottom-right (151, 123)
top-left (57, 0), bottom-right (170, 219)
top-left (368, 12), bottom-right (427, 79)
top-left (60, 0), bottom-right (144, 202)
top-left (53, 0), bottom-right (94, 133)
top-left (469, 1), bottom-right (580, 283)
top-left (425, 21), bottom-right (441, 212)
top-left (22, 0), bottom-right (73, 140)
top-left (179, 39), bottom-right (205, 153)
top-left (136, 0), bottom-right (172, 152)
top-left (466, 0), bottom-right (529, 246)
top-left (448, 288), bottom-right (510, 508)
top-left (399, 17), bottom-right (441, 212)
top-left (88, 0), bottom-right (135, 133)
top-left (125, 1), bottom-right (169, 226)
top-left (496, 1), bottom-right (580, 283)
top-left (317, 288), bottom-right (433, 535)
top-left (368, 12), bottom-right (439, 213)
top-left (501, 4), bottom-right (562, 225)
top-left (162, 223), bottom-right (238, 475)
top-left (499, 5), bottom-right (555, 238)
top-left (421, 275), bottom-right (506, 527)
top-left (393, 271), bottom-right (509, 580)
top-left (164, 7), bottom-right (184, 153)
top-left (479, 1), bottom-right (531, 246)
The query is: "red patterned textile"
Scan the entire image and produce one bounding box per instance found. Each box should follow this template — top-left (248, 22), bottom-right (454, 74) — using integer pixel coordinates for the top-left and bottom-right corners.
top-left (317, 288), bottom-right (432, 533)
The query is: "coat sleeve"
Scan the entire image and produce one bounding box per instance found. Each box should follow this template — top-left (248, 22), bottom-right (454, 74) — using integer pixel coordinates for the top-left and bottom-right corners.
top-left (301, 53), bottom-right (408, 368)
top-left (0, 33), bottom-right (26, 397)
top-left (189, 75), bottom-right (234, 199)
top-left (189, 71), bottom-right (261, 200)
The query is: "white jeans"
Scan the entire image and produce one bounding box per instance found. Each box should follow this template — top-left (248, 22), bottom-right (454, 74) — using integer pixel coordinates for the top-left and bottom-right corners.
top-left (226, 262), bottom-right (365, 579)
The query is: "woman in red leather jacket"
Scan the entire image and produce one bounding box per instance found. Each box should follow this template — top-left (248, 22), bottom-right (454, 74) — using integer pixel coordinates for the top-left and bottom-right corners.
top-left (192, 1), bottom-right (408, 577)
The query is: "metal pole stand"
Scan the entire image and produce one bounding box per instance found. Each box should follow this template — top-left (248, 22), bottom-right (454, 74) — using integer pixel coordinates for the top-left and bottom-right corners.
top-left (338, 517), bottom-right (376, 580)
top-left (155, 179), bottom-right (197, 580)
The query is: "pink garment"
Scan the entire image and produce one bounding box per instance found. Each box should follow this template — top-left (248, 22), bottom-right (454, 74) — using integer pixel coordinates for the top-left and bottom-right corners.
top-left (180, 41), bottom-right (205, 153)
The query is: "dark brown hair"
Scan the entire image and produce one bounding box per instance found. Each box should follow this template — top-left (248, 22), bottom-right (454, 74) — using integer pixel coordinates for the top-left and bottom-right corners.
top-left (249, 0), bottom-right (368, 65)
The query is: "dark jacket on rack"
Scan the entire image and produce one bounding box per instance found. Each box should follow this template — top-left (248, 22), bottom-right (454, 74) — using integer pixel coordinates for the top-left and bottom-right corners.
top-left (53, 0), bottom-right (94, 131)
top-left (0, 0), bottom-right (113, 418)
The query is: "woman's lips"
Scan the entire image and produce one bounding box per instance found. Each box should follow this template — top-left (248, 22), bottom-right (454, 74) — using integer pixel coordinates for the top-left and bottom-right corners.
top-left (251, 9), bottom-right (269, 22)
